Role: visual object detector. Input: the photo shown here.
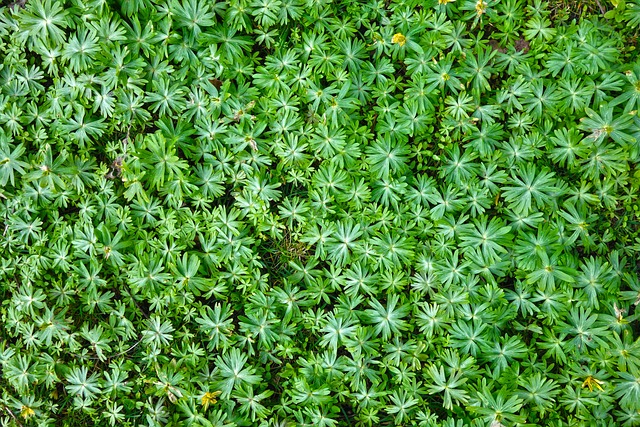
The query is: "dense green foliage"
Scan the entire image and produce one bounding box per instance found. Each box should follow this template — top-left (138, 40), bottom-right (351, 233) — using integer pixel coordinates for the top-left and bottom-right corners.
top-left (1, 0), bottom-right (640, 426)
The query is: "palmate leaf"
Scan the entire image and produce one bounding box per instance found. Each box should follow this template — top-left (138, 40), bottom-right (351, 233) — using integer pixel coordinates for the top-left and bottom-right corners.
top-left (559, 384), bottom-right (599, 415)
top-left (479, 335), bottom-right (528, 376)
top-left (444, 91), bottom-right (475, 121)
top-left (502, 164), bottom-right (557, 215)
top-left (526, 251), bottom-right (577, 291)
top-left (172, 253), bottom-right (212, 294)
top-left (370, 231), bottom-right (415, 270)
top-left (238, 309), bottom-right (279, 350)
top-left (386, 389), bottom-right (419, 424)
top-left (145, 77), bottom-right (187, 116)
top-left (118, 0), bottom-right (154, 17)
top-left (574, 256), bottom-right (613, 310)
top-left (59, 108), bottom-right (107, 146)
top-left (9, 214), bottom-right (43, 245)
top-left (465, 122), bottom-right (506, 159)
top-left (128, 257), bottom-right (170, 296)
top-left (607, 330), bottom-right (640, 373)
top-left (577, 35), bottom-right (619, 76)
top-left (427, 54), bottom-right (464, 94)
top-left (523, 15), bottom-right (556, 43)
top-left (3, 354), bottom-right (36, 394)
top-left (462, 46), bottom-right (497, 96)
top-left (611, 63), bottom-right (640, 113)
top-left (558, 307), bottom-right (609, 353)
top-left (172, 0), bottom-right (216, 42)
top-left (440, 144), bottom-right (479, 186)
top-left (65, 366), bottom-right (102, 400)
top-left (0, 138), bottom-right (28, 187)
top-left (590, 72), bottom-right (625, 105)
top-left (429, 185), bottom-right (466, 220)
top-left (195, 303), bottom-right (235, 351)
top-left (517, 372), bottom-right (560, 416)
top-left (497, 75), bottom-right (532, 113)
top-left (201, 26), bottom-right (253, 63)
top-left (325, 81), bottom-right (360, 128)
top-left (320, 312), bottom-right (357, 350)
top-left (546, 43), bottom-right (581, 79)
top-left (470, 385), bottom-right (526, 425)
top-left (95, 224), bottom-right (131, 267)
top-left (448, 319), bottom-right (488, 357)
top-left (79, 324), bottom-right (112, 361)
top-left (364, 294), bottom-right (410, 341)
top-left (251, 0), bottom-right (283, 29)
top-left (371, 176), bottom-right (408, 210)
top-left (579, 142), bottom-right (628, 180)
top-left (579, 103), bottom-right (636, 145)
top-left (176, 398), bottom-right (211, 427)
top-left (142, 316), bottom-right (175, 349)
top-left (548, 127), bottom-right (589, 169)
top-left (138, 132), bottom-right (188, 190)
top-left (233, 385), bottom-right (273, 422)
top-left (459, 215), bottom-right (512, 259)
top-left (309, 123), bottom-right (346, 159)
top-left (523, 80), bottom-right (562, 120)
top-left (62, 28), bottom-right (100, 73)
top-left (19, 0), bottom-right (69, 45)
top-left (215, 348), bottom-right (262, 399)
top-left (426, 363), bottom-right (470, 410)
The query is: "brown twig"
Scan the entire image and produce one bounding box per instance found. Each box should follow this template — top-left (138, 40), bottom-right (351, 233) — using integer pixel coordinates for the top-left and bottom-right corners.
top-left (1, 403), bottom-right (24, 427)
top-left (594, 0), bottom-right (606, 14)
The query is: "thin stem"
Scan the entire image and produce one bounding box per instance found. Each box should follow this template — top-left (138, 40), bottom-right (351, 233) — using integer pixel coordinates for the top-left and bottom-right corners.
top-left (1, 402), bottom-right (24, 427)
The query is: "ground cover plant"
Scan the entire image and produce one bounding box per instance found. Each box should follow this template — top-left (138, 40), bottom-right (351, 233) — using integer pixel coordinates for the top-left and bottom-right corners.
top-left (1, 0), bottom-right (640, 426)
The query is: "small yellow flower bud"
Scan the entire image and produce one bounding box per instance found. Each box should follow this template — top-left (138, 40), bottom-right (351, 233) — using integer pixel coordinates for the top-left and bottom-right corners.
top-left (476, 0), bottom-right (488, 15)
top-left (391, 33), bottom-right (406, 46)
top-left (21, 406), bottom-right (35, 420)
top-left (201, 391), bottom-right (222, 410)
top-left (582, 376), bottom-right (604, 392)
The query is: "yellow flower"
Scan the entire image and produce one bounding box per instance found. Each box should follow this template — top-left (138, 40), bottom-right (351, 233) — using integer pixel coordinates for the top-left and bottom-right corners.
top-left (391, 33), bottom-right (406, 47)
top-left (439, 0), bottom-right (455, 4)
top-left (20, 406), bottom-right (35, 420)
top-left (476, 0), bottom-right (489, 16)
top-left (582, 376), bottom-right (604, 392)
top-left (201, 391), bottom-right (222, 410)
top-left (476, 0), bottom-right (488, 15)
